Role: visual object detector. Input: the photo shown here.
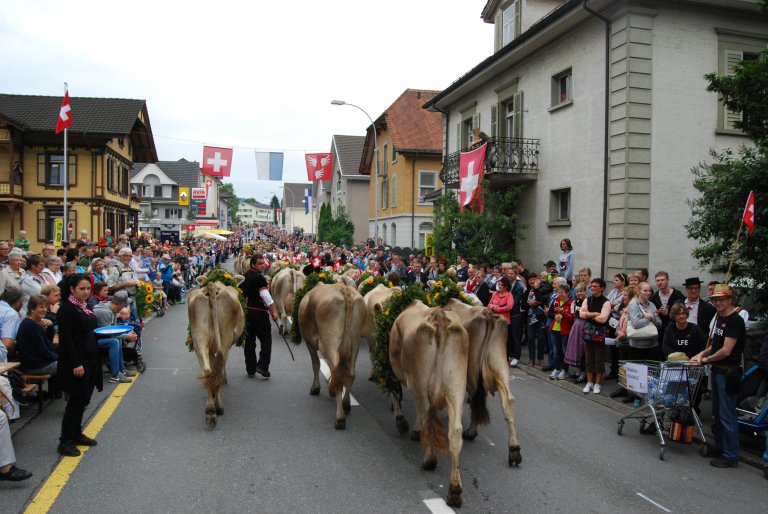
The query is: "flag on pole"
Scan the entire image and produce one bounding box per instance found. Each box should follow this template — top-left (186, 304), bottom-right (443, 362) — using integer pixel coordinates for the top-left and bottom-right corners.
top-left (202, 146), bottom-right (233, 177)
top-left (305, 153), bottom-right (333, 181)
top-left (55, 88), bottom-right (73, 134)
top-left (458, 143), bottom-right (487, 212)
top-left (304, 188), bottom-right (312, 215)
top-left (743, 190), bottom-right (755, 235)
top-left (255, 151), bottom-right (284, 181)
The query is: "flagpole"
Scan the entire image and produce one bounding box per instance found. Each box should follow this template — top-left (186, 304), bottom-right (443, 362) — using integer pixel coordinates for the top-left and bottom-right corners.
top-left (63, 82), bottom-right (68, 244)
top-left (724, 219), bottom-right (744, 284)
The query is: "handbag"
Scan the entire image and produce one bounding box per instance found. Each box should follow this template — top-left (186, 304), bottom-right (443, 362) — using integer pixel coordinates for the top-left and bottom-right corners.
top-left (583, 321), bottom-right (607, 343)
top-left (626, 318), bottom-right (658, 339)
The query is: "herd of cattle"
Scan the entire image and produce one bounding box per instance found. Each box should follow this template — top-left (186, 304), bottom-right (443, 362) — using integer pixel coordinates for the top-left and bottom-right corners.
top-left (187, 260), bottom-right (522, 508)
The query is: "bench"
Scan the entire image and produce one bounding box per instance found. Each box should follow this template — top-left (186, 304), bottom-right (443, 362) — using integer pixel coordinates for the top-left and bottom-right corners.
top-left (22, 374), bottom-right (54, 413)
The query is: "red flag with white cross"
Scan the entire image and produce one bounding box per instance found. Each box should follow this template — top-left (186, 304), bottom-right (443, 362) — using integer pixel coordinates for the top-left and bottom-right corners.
top-left (55, 88), bottom-right (73, 134)
top-left (202, 146), bottom-right (233, 177)
top-left (743, 190), bottom-right (755, 235)
top-left (458, 143), bottom-right (487, 212)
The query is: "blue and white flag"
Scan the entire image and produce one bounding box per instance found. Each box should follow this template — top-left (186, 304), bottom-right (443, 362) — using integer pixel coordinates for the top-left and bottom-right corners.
top-left (304, 187), bottom-right (312, 214)
top-left (255, 151), bottom-right (284, 181)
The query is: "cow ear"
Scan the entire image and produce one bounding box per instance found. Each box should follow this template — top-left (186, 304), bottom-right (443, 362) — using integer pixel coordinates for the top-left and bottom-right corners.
top-left (427, 280), bottom-right (436, 289)
top-left (233, 275), bottom-right (245, 286)
top-left (196, 276), bottom-right (206, 286)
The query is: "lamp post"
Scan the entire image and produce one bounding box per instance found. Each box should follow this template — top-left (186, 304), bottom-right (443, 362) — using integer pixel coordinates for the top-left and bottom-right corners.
top-left (331, 99), bottom-right (379, 242)
top-left (279, 186), bottom-right (295, 232)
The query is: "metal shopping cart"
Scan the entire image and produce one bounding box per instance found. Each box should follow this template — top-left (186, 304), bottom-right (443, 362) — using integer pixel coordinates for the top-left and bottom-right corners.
top-left (616, 360), bottom-right (707, 460)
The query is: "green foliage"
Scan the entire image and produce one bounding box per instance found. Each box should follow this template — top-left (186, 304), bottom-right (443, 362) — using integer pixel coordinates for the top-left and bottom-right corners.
top-left (358, 275), bottom-right (389, 297)
top-left (432, 183), bottom-right (525, 265)
top-left (705, 49), bottom-right (768, 145)
top-left (424, 279), bottom-right (472, 308)
top-left (270, 195), bottom-right (280, 223)
top-left (686, 145), bottom-right (768, 309)
top-left (316, 203), bottom-right (333, 242)
top-left (290, 271), bottom-right (337, 343)
top-left (185, 267), bottom-right (247, 351)
top-left (220, 183), bottom-right (239, 222)
top-left (316, 203), bottom-right (355, 246)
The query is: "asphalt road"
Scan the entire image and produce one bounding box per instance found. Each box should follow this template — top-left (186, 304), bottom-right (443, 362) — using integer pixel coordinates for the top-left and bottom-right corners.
top-left (4, 276), bottom-right (768, 513)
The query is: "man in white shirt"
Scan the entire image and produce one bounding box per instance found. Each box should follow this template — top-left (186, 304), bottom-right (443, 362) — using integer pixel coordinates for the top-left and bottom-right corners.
top-left (683, 277), bottom-right (716, 334)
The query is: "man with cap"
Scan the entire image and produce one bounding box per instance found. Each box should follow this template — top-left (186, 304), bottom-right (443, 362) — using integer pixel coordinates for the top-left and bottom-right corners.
top-left (241, 254), bottom-right (279, 378)
top-left (93, 291), bottom-right (137, 383)
top-left (543, 260), bottom-right (557, 282)
top-left (683, 277), bottom-right (716, 334)
top-left (692, 284), bottom-right (746, 468)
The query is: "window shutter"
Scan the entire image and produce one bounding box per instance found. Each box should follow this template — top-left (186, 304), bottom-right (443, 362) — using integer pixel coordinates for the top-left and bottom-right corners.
top-left (391, 175), bottom-right (397, 207)
top-left (456, 123), bottom-right (461, 151)
top-left (514, 1), bottom-right (522, 39)
top-left (513, 91), bottom-right (524, 139)
top-left (68, 155), bottom-right (76, 186)
top-left (494, 12), bottom-right (503, 52)
top-left (723, 49), bottom-right (744, 130)
top-left (490, 104), bottom-right (498, 137)
top-left (473, 113), bottom-right (481, 131)
top-left (37, 209), bottom-right (46, 241)
top-left (38, 154), bottom-right (46, 185)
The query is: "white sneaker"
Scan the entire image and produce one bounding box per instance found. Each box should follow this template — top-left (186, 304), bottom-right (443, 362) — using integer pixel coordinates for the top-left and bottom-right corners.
top-left (550, 369), bottom-right (559, 380)
top-left (509, 358), bottom-right (519, 367)
top-left (577, 372), bottom-right (586, 383)
top-left (593, 384), bottom-right (602, 395)
top-left (583, 382), bottom-right (594, 393)
top-left (557, 370), bottom-right (567, 380)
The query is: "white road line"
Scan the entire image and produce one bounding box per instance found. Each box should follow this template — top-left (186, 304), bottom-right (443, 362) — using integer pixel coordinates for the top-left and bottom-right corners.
top-left (173, 368), bottom-right (178, 375)
top-left (482, 436), bottom-right (496, 447)
top-left (636, 492), bottom-right (672, 512)
top-left (319, 358), bottom-right (359, 406)
top-left (423, 498), bottom-right (455, 514)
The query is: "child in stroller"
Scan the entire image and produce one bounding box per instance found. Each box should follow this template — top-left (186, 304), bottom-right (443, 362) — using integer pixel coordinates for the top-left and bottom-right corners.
top-left (118, 307), bottom-right (146, 373)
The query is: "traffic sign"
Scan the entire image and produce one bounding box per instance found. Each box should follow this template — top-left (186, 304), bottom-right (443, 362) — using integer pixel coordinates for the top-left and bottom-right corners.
top-left (67, 222), bottom-right (74, 236)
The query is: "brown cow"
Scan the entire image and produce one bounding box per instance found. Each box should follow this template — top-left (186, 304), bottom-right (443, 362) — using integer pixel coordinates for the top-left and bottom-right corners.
top-left (187, 277), bottom-right (245, 428)
top-left (389, 301), bottom-right (468, 507)
top-left (443, 298), bottom-right (522, 466)
top-left (270, 267), bottom-right (305, 335)
top-left (298, 282), bottom-right (367, 430)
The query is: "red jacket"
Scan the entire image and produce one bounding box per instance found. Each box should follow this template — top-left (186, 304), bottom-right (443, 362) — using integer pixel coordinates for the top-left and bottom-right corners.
top-left (488, 291), bottom-right (514, 323)
top-left (548, 296), bottom-right (574, 334)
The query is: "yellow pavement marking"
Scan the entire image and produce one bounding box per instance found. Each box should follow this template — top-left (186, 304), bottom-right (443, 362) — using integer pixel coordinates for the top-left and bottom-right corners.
top-left (24, 376), bottom-right (138, 514)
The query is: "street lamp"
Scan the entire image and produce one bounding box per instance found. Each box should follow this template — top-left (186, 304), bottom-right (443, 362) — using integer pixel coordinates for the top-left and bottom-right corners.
top-left (279, 186), bottom-right (295, 231)
top-left (331, 99), bottom-right (380, 242)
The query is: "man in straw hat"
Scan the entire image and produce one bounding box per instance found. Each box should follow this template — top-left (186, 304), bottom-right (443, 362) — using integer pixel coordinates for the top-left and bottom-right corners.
top-left (692, 284), bottom-right (746, 468)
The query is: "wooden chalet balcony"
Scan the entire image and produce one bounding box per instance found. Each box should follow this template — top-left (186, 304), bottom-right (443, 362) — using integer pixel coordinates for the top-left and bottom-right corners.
top-left (0, 180), bottom-right (23, 199)
top-left (440, 137), bottom-right (540, 188)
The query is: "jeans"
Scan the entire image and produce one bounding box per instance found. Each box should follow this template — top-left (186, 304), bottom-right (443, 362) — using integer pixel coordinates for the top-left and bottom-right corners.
top-left (549, 331), bottom-right (568, 371)
top-left (98, 338), bottom-right (126, 377)
top-left (527, 323), bottom-right (547, 362)
top-left (507, 314), bottom-right (522, 360)
top-left (711, 370), bottom-right (740, 461)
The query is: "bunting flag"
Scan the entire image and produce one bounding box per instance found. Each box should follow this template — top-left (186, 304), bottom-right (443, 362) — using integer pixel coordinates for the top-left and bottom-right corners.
top-left (305, 153), bottom-right (333, 181)
top-left (304, 187), bottom-right (312, 215)
top-left (202, 146), bottom-right (233, 177)
top-left (55, 88), bottom-right (73, 134)
top-left (458, 143), bottom-right (487, 212)
top-left (743, 190), bottom-right (755, 235)
top-left (255, 151), bottom-right (284, 181)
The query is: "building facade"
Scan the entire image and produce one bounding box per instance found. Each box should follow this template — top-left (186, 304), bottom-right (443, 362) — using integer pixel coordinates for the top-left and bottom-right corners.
top-left (281, 182), bottom-right (313, 234)
top-left (424, 0), bottom-right (766, 281)
top-left (0, 94), bottom-right (157, 251)
top-left (237, 200), bottom-right (274, 225)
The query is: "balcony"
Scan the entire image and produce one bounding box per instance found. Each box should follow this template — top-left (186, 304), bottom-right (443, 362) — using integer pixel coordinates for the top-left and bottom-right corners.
top-left (0, 180), bottom-right (23, 199)
top-left (440, 137), bottom-right (540, 188)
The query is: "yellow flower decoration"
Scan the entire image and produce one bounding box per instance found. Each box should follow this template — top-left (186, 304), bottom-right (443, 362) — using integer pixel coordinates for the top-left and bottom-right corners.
top-left (387, 281), bottom-right (393, 287)
top-left (461, 293), bottom-right (468, 299)
top-left (145, 294), bottom-right (154, 303)
top-left (146, 284), bottom-right (153, 293)
top-left (224, 273), bottom-right (232, 279)
top-left (319, 273), bottom-right (326, 278)
top-left (367, 277), bottom-right (374, 284)
top-left (385, 308), bottom-right (390, 316)
top-left (426, 293), bottom-right (432, 303)
top-left (435, 281), bottom-right (443, 287)
top-left (434, 293), bottom-right (441, 299)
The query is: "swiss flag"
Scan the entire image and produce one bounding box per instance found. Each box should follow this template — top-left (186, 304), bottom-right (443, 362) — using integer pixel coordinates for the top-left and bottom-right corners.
top-left (55, 89), bottom-right (73, 134)
top-left (312, 256), bottom-right (322, 269)
top-left (743, 190), bottom-right (755, 235)
top-left (305, 153), bottom-right (333, 181)
top-left (459, 143), bottom-right (487, 212)
top-left (202, 146), bottom-right (233, 177)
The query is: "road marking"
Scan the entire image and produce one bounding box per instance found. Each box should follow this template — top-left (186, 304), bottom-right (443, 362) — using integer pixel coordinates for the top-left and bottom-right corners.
top-left (24, 377), bottom-right (139, 514)
top-left (636, 492), bottom-right (671, 512)
top-left (423, 498), bottom-right (455, 513)
top-left (319, 358), bottom-right (359, 406)
top-left (482, 436), bottom-right (496, 446)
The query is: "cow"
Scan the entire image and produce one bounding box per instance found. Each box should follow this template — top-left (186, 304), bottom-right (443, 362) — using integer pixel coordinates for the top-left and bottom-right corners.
top-left (389, 301), bottom-right (468, 508)
top-left (334, 274), bottom-right (357, 290)
top-left (298, 282), bottom-right (367, 430)
top-left (443, 298), bottom-right (522, 467)
top-left (270, 267), bottom-right (305, 335)
top-left (187, 277), bottom-right (245, 428)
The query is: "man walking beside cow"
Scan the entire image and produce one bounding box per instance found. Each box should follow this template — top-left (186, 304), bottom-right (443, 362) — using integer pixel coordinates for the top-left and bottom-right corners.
top-left (242, 255), bottom-right (278, 378)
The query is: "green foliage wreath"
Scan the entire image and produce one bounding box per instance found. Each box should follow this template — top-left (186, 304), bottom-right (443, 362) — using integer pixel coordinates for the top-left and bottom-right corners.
top-left (290, 271), bottom-right (337, 344)
top-left (185, 267), bottom-right (247, 351)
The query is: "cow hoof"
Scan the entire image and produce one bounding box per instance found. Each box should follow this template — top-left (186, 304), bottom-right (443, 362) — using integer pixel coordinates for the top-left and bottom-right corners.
top-left (395, 415), bottom-right (409, 434)
top-left (446, 485), bottom-right (463, 508)
top-left (462, 430), bottom-right (478, 441)
top-left (216, 407), bottom-right (224, 416)
top-left (206, 415), bottom-right (217, 429)
top-left (411, 430), bottom-right (421, 442)
top-left (335, 418), bottom-right (346, 430)
top-left (310, 387), bottom-right (320, 396)
top-left (343, 402), bottom-right (351, 415)
top-left (509, 445), bottom-right (522, 467)
top-left (421, 457), bottom-right (437, 471)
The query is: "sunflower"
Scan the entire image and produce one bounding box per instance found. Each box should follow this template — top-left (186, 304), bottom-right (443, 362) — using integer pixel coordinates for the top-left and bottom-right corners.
top-left (367, 277), bottom-right (374, 284)
top-left (145, 284), bottom-right (153, 293)
top-left (387, 281), bottom-right (393, 287)
top-left (224, 273), bottom-right (232, 279)
top-left (318, 273), bottom-right (326, 278)
top-left (435, 281), bottom-right (443, 287)
top-left (145, 294), bottom-right (154, 303)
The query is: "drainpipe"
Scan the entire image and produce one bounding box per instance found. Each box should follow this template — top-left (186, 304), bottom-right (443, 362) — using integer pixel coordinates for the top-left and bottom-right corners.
top-left (433, 105), bottom-right (450, 196)
top-left (582, 0), bottom-right (610, 277)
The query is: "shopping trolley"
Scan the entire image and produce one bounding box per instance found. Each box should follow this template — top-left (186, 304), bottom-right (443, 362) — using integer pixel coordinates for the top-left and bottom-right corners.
top-left (616, 360), bottom-right (706, 460)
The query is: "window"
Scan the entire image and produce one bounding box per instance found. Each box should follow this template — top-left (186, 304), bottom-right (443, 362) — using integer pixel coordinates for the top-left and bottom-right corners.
top-left (382, 223), bottom-right (387, 243)
top-left (383, 143), bottom-right (388, 176)
top-left (142, 185), bottom-right (156, 197)
top-left (162, 185), bottom-right (172, 198)
top-left (551, 68), bottom-right (573, 107)
top-left (496, 0), bottom-right (521, 50)
top-left (165, 208), bottom-right (181, 219)
top-left (716, 31), bottom-right (768, 133)
top-left (418, 171), bottom-right (437, 204)
top-left (380, 178), bottom-right (389, 209)
top-left (391, 223), bottom-right (397, 246)
top-left (392, 144), bottom-right (397, 163)
top-left (550, 188), bottom-right (571, 224)
top-left (37, 207), bottom-right (76, 242)
top-left (391, 175), bottom-right (397, 208)
top-left (418, 222), bottom-right (433, 249)
top-left (37, 153), bottom-right (76, 187)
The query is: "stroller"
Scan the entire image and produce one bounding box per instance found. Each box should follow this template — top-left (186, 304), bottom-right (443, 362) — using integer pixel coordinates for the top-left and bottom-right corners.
top-left (737, 364), bottom-right (768, 435)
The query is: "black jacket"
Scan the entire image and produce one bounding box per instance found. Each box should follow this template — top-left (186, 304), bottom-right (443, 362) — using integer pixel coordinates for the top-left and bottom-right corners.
top-left (57, 300), bottom-right (102, 395)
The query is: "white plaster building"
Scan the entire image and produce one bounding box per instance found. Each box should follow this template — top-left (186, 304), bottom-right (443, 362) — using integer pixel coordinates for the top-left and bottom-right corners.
top-left (237, 200), bottom-right (274, 225)
top-left (424, 0), bottom-right (767, 283)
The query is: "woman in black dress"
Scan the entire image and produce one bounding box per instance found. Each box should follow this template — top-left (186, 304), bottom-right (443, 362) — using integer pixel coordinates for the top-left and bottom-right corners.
top-left (56, 274), bottom-right (103, 457)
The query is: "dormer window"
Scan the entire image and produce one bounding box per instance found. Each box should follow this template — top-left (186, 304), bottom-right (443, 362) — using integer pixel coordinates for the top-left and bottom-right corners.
top-left (496, 0), bottom-right (521, 50)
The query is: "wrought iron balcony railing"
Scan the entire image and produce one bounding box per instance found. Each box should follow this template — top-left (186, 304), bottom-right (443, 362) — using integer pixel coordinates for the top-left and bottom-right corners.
top-left (440, 137), bottom-right (540, 188)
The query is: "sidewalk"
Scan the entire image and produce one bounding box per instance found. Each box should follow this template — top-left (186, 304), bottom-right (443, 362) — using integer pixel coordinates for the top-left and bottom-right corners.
top-left (514, 354), bottom-right (766, 469)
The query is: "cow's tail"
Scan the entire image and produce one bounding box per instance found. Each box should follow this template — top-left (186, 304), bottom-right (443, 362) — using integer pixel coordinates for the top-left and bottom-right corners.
top-left (202, 288), bottom-right (224, 391)
top-left (427, 308), bottom-right (450, 411)
top-left (329, 287), bottom-right (356, 397)
top-left (422, 407), bottom-right (449, 453)
top-left (470, 310), bottom-right (496, 427)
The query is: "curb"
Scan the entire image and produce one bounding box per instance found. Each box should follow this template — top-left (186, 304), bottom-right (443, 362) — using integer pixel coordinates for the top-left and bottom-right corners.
top-left (514, 363), bottom-right (766, 470)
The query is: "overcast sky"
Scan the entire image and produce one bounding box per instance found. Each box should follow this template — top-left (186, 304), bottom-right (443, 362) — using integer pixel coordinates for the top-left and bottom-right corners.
top-left (1, 0), bottom-right (493, 202)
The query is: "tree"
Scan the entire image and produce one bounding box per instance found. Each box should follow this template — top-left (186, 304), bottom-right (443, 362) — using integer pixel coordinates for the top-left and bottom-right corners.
top-left (270, 194), bottom-right (280, 223)
top-left (432, 183), bottom-right (525, 264)
top-left (141, 209), bottom-right (153, 222)
top-left (220, 183), bottom-right (239, 222)
top-left (316, 203), bottom-right (333, 242)
top-left (316, 202), bottom-right (354, 246)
